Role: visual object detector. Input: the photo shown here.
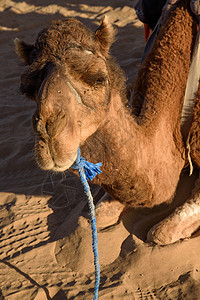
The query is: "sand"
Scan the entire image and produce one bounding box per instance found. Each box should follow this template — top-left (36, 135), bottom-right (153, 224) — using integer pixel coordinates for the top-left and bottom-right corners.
top-left (0, 0), bottom-right (200, 299)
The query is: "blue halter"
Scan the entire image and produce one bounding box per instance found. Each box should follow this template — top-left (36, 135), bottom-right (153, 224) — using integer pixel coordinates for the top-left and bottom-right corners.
top-left (71, 148), bottom-right (102, 300)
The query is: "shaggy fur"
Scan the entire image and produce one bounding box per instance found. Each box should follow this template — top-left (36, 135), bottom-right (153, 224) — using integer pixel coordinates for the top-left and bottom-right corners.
top-left (15, 0), bottom-right (199, 209)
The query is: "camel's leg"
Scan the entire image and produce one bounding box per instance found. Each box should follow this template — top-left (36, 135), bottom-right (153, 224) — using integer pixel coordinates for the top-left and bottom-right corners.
top-left (147, 191), bottom-right (200, 245)
top-left (94, 192), bottom-right (125, 229)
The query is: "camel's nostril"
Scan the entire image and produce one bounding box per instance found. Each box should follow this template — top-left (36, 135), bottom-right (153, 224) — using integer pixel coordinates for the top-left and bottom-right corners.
top-left (45, 110), bottom-right (66, 137)
top-left (58, 110), bottom-right (66, 120)
top-left (55, 111), bottom-right (67, 135)
top-left (32, 113), bottom-right (48, 139)
top-left (32, 108), bottom-right (66, 138)
top-left (32, 113), bottom-right (41, 132)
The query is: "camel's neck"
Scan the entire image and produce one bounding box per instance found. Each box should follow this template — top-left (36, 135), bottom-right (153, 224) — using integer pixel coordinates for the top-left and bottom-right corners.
top-left (81, 90), bottom-right (184, 207)
top-left (81, 0), bottom-right (197, 207)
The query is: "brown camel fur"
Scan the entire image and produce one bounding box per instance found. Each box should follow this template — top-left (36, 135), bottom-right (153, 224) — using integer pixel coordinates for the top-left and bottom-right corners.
top-left (15, 0), bottom-right (200, 244)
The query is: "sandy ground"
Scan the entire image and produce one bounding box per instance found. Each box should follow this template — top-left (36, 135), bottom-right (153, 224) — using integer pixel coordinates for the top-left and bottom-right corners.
top-left (0, 0), bottom-right (200, 299)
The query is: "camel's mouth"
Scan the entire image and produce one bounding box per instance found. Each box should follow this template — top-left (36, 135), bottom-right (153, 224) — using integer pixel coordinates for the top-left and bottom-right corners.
top-left (51, 152), bottom-right (78, 172)
top-left (34, 137), bottom-right (79, 173)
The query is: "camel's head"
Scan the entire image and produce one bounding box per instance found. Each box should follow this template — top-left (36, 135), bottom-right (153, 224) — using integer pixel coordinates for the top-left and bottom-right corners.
top-left (15, 17), bottom-right (116, 172)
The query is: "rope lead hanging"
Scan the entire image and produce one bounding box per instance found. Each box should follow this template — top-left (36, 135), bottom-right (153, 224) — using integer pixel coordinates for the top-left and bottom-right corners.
top-left (71, 148), bottom-right (102, 300)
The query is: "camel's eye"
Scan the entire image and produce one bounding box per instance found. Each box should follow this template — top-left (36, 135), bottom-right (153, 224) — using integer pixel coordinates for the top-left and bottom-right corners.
top-left (95, 76), bottom-right (107, 86)
top-left (66, 49), bottom-right (108, 89)
top-left (82, 72), bottom-right (108, 88)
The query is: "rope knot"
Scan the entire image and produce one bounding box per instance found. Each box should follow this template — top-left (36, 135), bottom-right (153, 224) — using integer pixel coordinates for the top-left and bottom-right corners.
top-left (71, 148), bottom-right (102, 181)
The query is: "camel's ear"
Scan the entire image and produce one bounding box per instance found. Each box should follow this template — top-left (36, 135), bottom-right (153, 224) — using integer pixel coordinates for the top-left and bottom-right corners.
top-left (95, 16), bottom-right (116, 56)
top-left (14, 38), bottom-right (35, 65)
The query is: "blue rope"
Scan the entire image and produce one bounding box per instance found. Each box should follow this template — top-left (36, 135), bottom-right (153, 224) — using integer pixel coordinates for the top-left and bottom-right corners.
top-left (71, 148), bottom-right (102, 300)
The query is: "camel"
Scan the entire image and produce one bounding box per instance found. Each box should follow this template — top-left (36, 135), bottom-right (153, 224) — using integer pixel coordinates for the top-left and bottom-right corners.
top-left (15, 0), bottom-right (200, 245)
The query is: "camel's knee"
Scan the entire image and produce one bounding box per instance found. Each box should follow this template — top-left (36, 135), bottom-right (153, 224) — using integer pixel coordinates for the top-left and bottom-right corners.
top-left (147, 194), bottom-right (200, 245)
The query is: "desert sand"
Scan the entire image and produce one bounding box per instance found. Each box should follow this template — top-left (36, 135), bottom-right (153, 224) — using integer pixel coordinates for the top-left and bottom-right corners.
top-left (0, 0), bottom-right (200, 299)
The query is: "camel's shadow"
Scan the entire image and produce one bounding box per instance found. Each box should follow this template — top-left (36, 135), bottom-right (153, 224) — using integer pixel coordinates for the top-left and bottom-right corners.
top-left (0, 151), bottom-right (199, 268)
top-left (43, 166), bottom-right (199, 274)
top-left (47, 165), bottom-right (199, 238)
